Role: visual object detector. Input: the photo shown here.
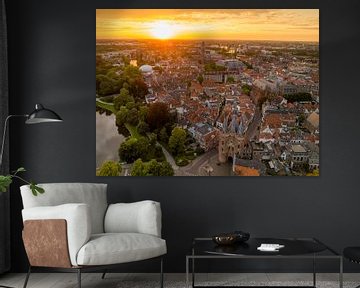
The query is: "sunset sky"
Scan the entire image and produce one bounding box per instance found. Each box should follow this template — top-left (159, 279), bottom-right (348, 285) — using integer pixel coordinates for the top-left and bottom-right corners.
top-left (96, 9), bottom-right (319, 42)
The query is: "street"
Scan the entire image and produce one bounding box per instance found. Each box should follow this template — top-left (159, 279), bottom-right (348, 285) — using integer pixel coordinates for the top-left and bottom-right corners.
top-left (245, 107), bottom-right (262, 141)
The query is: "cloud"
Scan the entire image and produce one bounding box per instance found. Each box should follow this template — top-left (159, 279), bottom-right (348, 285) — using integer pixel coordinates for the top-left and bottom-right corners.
top-left (96, 9), bottom-right (319, 41)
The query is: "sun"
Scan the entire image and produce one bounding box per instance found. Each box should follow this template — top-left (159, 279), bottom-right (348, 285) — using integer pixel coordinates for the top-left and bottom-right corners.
top-left (149, 21), bottom-right (175, 40)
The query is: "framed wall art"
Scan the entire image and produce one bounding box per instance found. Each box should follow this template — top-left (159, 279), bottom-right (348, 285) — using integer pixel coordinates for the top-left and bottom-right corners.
top-left (96, 9), bottom-right (319, 176)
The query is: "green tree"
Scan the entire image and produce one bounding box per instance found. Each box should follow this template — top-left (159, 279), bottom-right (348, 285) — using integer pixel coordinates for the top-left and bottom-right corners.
top-left (137, 121), bottom-right (150, 135)
top-left (128, 78), bottom-right (148, 101)
top-left (227, 76), bottom-right (235, 83)
top-left (306, 169), bottom-right (319, 177)
top-left (298, 113), bottom-right (306, 126)
top-left (122, 82), bottom-right (130, 90)
top-left (154, 145), bottom-right (164, 161)
top-left (96, 161), bottom-right (122, 176)
top-left (117, 125), bottom-right (130, 137)
top-left (115, 107), bottom-right (129, 127)
top-left (130, 159), bottom-right (174, 176)
top-left (125, 101), bottom-right (136, 110)
top-left (114, 88), bottom-right (133, 111)
top-left (126, 108), bottom-right (139, 126)
top-left (118, 65), bottom-right (148, 100)
top-left (159, 161), bottom-right (174, 176)
top-left (168, 127), bottom-right (187, 156)
top-left (97, 75), bottom-right (116, 96)
top-left (139, 106), bottom-right (149, 122)
top-left (148, 133), bottom-right (157, 146)
top-left (147, 102), bottom-right (171, 131)
top-left (147, 159), bottom-right (161, 176)
top-left (97, 69), bottom-right (123, 95)
top-left (96, 74), bottom-right (104, 94)
top-left (242, 84), bottom-right (252, 95)
top-left (122, 65), bottom-right (142, 81)
top-left (131, 159), bottom-right (147, 176)
top-left (119, 137), bottom-right (149, 163)
top-left (159, 127), bottom-right (169, 143)
top-left (106, 69), bottom-right (121, 80)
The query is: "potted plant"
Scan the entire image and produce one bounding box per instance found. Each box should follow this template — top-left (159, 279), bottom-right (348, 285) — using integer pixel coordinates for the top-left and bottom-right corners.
top-left (0, 167), bottom-right (44, 196)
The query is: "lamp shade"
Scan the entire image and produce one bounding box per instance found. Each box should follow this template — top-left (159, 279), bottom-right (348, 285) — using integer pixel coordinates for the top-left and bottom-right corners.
top-left (25, 104), bottom-right (63, 124)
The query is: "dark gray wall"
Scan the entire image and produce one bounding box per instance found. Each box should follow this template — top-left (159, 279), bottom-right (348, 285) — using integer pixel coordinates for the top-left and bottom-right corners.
top-left (5, 0), bottom-right (360, 273)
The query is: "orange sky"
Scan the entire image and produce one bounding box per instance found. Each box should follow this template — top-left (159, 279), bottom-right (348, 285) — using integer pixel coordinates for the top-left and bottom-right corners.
top-left (96, 9), bottom-right (319, 42)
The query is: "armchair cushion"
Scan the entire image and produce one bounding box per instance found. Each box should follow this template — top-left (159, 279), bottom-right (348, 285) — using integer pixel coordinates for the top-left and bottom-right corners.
top-left (22, 203), bottom-right (91, 266)
top-left (76, 233), bottom-right (166, 266)
top-left (20, 183), bottom-right (108, 234)
top-left (104, 200), bottom-right (162, 237)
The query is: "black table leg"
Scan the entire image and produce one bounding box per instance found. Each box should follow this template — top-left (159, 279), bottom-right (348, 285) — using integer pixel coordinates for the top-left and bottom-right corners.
top-left (77, 268), bottom-right (81, 288)
top-left (313, 254), bottom-right (316, 287)
top-left (339, 257), bottom-right (343, 288)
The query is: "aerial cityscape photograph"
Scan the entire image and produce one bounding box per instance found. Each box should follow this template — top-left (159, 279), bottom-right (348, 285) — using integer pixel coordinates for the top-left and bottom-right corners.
top-left (96, 9), bottom-right (319, 176)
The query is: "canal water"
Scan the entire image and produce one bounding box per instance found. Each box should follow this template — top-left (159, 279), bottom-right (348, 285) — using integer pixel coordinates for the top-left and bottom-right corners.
top-left (96, 112), bottom-right (124, 168)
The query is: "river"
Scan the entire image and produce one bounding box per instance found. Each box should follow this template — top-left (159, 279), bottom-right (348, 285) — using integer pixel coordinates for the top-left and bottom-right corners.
top-left (96, 112), bottom-right (124, 168)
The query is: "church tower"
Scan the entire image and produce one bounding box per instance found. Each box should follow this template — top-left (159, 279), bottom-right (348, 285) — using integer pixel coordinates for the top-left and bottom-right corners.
top-left (218, 106), bottom-right (248, 163)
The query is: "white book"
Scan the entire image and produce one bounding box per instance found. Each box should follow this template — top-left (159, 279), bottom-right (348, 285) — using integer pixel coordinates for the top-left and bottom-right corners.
top-left (257, 243), bottom-right (285, 251)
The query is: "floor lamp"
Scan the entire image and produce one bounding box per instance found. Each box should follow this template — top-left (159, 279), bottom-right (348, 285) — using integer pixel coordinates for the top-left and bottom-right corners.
top-left (0, 103), bottom-right (63, 167)
top-left (0, 103), bottom-right (62, 288)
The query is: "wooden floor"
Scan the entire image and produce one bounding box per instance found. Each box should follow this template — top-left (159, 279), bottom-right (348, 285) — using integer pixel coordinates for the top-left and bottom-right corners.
top-left (0, 273), bottom-right (359, 288)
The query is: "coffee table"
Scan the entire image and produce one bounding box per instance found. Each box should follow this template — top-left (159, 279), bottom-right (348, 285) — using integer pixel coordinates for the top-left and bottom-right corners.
top-left (186, 237), bottom-right (343, 288)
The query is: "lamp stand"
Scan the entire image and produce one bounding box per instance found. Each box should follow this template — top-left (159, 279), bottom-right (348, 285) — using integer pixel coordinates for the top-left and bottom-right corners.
top-left (0, 114), bottom-right (28, 168)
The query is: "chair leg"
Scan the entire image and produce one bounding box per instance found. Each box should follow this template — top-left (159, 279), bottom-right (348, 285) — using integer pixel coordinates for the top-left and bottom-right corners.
top-left (23, 266), bottom-right (31, 288)
top-left (77, 269), bottom-right (81, 288)
top-left (160, 257), bottom-right (164, 288)
top-left (101, 270), bottom-right (107, 279)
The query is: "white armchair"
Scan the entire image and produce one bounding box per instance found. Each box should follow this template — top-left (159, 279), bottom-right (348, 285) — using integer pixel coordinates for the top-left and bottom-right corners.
top-left (20, 183), bottom-right (166, 288)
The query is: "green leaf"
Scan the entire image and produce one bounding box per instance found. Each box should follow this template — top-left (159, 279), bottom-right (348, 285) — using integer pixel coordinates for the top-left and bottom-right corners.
top-left (0, 175), bottom-right (13, 192)
top-left (30, 182), bottom-right (44, 196)
top-left (35, 185), bottom-right (45, 194)
top-left (15, 167), bottom-right (26, 173)
top-left (0, 167), bottom-right (44, 197)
